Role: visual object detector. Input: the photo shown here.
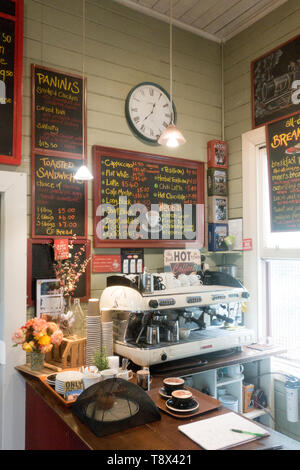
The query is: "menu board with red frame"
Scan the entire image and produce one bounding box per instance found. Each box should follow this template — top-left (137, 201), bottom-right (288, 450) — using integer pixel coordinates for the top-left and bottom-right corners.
top-left (0, 0), bottom-right (23, 165)
top-left (93, 146), bottom-right (205, 248)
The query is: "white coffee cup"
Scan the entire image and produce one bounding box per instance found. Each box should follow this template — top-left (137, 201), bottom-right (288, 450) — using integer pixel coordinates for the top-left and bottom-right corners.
top-left (227, 364), bottom-right (244, 378)
top-left (83, 373), bottom-right (101, 389)
top-left (117, 369), bottom-right (133, 381)
top-left (178, 274), bottom-right (190, 286)
top-left (101, 368), bottom-right (118, 380)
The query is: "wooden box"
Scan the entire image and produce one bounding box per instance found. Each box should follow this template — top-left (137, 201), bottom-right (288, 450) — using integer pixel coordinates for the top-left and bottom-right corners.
top-left (45, 337), bottom-right (87, 370)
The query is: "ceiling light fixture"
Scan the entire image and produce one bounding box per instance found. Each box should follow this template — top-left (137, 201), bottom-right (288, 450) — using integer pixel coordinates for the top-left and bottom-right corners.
top-left (158, 0), bottom-right (186, 148)
top-left (74, 0), bottom-right (93, 181)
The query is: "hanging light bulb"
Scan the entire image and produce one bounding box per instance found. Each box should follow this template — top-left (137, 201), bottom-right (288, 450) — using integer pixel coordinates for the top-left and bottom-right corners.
top-left (158, 0), bottom-right (186, 148)
top-left (74, 0), bottom-right (93, 181)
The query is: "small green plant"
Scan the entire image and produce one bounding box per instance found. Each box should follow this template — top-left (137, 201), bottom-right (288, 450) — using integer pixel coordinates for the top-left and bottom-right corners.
top-left (93, 346), bottom-right (109, 371)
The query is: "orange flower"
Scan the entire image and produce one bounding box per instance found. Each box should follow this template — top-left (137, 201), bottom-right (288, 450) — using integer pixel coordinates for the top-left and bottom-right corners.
top-left (22, 342), bottom-right (33, 353)
top-left (38, 334), bottom-right (51, 346)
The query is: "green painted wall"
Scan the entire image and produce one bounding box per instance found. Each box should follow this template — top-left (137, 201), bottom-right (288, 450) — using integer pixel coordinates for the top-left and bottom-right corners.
top-left (1, 0), bottom-right (222, 304)
top-left (224, 0), bottom-right (300, 219)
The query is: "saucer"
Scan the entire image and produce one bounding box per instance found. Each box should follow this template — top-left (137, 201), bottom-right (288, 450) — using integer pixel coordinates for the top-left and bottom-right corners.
top-left (166, 398), bottom-right (199, 413)
top-left (159, 387), bottom-right (172, 399)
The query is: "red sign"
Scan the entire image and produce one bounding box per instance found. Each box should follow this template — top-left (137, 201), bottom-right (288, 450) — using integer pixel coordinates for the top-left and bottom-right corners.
top-left (242, 238), bottom-right (253, 251)
top-left (92, 255), bottom-right (121, 273)
top-left (54, 239), bottom-right (69, 260)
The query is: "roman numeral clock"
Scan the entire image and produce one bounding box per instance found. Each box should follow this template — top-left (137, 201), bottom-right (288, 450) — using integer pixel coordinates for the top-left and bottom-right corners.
top-left (125, 82), bottom-right (177, 145)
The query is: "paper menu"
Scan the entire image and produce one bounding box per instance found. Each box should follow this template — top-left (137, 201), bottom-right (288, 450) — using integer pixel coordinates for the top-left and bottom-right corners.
top-left (178, 412), bottom-right (269, 450)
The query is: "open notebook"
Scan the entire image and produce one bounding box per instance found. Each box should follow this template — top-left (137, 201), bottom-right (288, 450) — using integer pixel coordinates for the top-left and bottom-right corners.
top-left (178, 412), bottom-right (270, 450)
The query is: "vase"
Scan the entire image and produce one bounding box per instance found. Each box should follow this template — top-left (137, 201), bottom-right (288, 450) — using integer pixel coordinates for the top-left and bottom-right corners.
top-left (30, 350), bottom-right (45, 371)
top-left (59, 295), bottom-right (73, 337)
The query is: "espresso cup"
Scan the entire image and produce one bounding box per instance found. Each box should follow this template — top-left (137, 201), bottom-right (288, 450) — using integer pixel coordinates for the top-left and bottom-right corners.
top-left (171, 389), bottom-right (193, 408)
top-left (117, 369), bottom-right (133, 381)
top-left (163, 377), bottom-right (185, 396)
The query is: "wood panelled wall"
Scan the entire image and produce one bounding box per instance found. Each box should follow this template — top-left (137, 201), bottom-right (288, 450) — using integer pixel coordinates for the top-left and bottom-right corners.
top-left (4, 0), bottom-right (222, 301)
top-left (223, 0), bottom-right (300, 219)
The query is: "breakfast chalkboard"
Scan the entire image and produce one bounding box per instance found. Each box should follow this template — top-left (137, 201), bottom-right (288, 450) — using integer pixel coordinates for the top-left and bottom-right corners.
top-left (266, 111), bottom-right (300, 231)
top-left (0, 0), bottom-right (23, 165)
top-left (32, 153), bottom-right (87, 238)
top-left (27, 238), bottom-right (91, 306)
top-left (93, 146), bottom-right (205, 248)
top-left (32, 64), bottom-right (86, 157)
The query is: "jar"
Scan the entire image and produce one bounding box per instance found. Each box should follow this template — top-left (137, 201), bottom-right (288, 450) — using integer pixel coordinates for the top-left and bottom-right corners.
top-left (219, 394), bottom-right (239, 412)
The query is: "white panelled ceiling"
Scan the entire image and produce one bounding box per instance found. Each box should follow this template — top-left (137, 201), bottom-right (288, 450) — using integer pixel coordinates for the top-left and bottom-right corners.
top-left (114, 0), bottom-right (288, 42)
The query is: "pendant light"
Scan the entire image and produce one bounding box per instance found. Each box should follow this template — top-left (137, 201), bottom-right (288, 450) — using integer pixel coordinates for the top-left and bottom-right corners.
top-left (74, 0), bottom-right (93, 181)
top-left (158, 0), bottom-right (186, 148)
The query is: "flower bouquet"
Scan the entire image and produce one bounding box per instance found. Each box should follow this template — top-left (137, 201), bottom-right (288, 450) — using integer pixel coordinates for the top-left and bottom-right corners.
top-left (12, 317), bottom-right (63, 371)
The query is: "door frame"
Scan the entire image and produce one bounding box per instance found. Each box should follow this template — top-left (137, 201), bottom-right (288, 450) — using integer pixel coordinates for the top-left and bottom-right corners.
top-left (0, 171), bottom-right (27, 450)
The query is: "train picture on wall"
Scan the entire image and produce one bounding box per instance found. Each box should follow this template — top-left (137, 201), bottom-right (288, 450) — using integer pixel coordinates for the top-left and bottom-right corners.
top-left (251, 34), bottom-right (300, 128)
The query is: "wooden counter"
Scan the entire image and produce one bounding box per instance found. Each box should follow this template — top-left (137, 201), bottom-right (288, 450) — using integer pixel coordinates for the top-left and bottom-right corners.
top-left (18, 346), bottom-right (300, 451)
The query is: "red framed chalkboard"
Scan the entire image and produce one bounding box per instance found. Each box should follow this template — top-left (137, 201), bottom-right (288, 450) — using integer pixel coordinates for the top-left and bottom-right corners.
top-left (93, 146), bottom-right (205, 248)
top-left (27, 238), bottom-right (91, 307)
top-left (0, 0), bottom-right (23, 165)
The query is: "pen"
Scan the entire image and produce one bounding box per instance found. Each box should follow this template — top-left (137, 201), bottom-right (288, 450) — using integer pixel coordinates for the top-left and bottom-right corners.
top-left (230, 428), bottom-right (265, 438)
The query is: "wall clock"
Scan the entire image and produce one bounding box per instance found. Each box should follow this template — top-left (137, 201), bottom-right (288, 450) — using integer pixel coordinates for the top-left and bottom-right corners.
top-left (125, 82), bottom-right (177, 145)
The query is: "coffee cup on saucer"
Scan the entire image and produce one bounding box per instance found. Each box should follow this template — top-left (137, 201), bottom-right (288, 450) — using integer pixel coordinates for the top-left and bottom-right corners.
top-left (163, 377), bottom-right (185, 396)
top-left (171, 389), bottom-right (193, 409)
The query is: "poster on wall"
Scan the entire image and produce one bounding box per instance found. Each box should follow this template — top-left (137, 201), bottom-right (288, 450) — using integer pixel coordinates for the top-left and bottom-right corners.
top-left (266, 111), bottom-right (300, 232)
top-left (0, 0), bottom-right (23, 165)
top-left (252, 34), bottom-right (300, 128)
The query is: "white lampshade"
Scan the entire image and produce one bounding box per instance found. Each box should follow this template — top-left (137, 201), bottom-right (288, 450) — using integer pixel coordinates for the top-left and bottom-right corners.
top-left (74, 164), bottom-right (93, 181)
top-left (158, 123), bottom-right (186, 148)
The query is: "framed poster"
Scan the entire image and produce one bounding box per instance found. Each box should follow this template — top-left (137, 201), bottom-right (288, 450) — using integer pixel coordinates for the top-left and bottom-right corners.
top-left (266, 111), bottom-right (300, 232)
top-left (0, 0), bottom-right (23, 165)
top-left (93, 146), bottom-right (205, 248)
top-left (251, 34), bottom-right (300, 128)
top-left (36, 279), bottom-right (63, 319)
top-left (31, 64), bottom-right (87, 158)
top-left (27, 238), bottom-right (91, 306)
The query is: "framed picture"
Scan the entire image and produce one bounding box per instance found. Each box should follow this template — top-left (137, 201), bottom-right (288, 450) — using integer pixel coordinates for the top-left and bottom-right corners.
top-left (251, 34), bottom-right (300, 128)
top-left (36, 279), bottom-right (64, 319)
top-left (27, 238), bottom-right (91, 307)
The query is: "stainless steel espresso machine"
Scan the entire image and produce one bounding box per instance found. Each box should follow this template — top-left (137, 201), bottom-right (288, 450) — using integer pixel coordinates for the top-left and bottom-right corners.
top-left (99, 272), bottom-right (255, 367)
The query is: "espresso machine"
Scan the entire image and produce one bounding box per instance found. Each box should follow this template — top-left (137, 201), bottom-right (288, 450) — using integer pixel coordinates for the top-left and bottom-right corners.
top-left (99, 271), bottom-right (255, 367)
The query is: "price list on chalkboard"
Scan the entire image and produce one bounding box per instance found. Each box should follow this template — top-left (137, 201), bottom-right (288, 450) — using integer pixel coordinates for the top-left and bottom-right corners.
top-left (32, 65), bottom-right (85, 156)
top-left (267, 112), bottom-right (300, 231)
top-left (0, 0), bottom-right (23, 165)
top-left (32, 154), bottom-right (86, 238)
top-left (93, 147), bottom-right (205, 247)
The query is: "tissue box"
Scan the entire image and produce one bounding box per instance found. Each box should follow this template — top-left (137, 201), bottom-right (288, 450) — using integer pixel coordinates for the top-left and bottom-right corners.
top-left (208, 223), bottom-right (228, 251)
top-left (207, 168), bottom-right (228, 196)
top-left (207, 140), bottom-right (228, 169)
top-left (208, 196), bottom-right (228, 223)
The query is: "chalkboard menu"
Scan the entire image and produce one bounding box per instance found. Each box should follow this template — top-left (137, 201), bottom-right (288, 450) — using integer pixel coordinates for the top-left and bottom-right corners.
top-left (93, 146), bottom-right (205, 248)
top-left (0, 0), bottom-right (23, 165)
top-left (32, 153), bottom-right (87, 238)
top-left (252, 34), bottom-right (300, 128)
top-left (32, 64), bottom-right (86, 157)
top-left (266, 112), bottom-right (300, 231)
top-left (27, 238), bottom-right (91, 306)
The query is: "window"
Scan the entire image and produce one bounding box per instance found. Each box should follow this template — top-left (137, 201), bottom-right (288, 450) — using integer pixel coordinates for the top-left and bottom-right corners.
top-left (259, 147), bottom-right (300, 367)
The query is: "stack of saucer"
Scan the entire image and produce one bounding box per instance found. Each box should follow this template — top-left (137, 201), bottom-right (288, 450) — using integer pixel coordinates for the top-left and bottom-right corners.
top-left (101, 321), bottom-right (113, 356)
top-left (55, 371), bottom-right (83, 395)
top-left (86, 315), bottom-right (102, 366)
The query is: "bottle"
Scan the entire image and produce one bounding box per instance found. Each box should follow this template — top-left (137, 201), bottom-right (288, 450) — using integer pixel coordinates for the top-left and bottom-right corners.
top-left (71, 298), bottom-right (86, 338)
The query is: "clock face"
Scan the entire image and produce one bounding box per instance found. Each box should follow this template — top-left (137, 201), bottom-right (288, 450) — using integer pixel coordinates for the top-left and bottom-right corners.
top-left (125, 82), bottom-right (176, 145)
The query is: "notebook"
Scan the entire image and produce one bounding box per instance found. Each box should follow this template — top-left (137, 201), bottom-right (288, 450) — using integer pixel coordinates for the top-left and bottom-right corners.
top-left (178, 412), bottom-right (270, 450)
